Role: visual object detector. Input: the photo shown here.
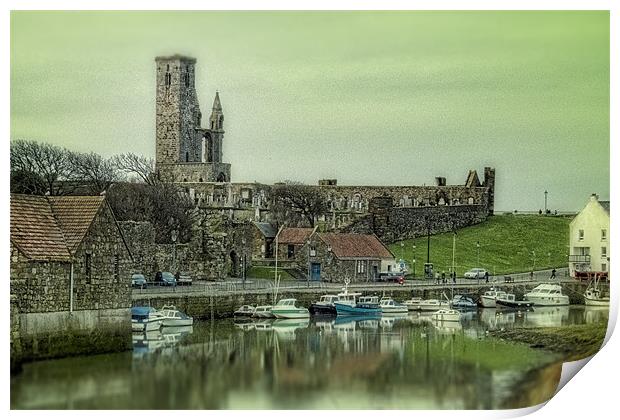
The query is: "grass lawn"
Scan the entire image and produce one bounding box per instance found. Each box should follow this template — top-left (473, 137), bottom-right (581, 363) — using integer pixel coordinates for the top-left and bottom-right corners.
top-left (388, 214), bottom-right (571, 276)
top-left (246, 265), bottom-right (295, 280)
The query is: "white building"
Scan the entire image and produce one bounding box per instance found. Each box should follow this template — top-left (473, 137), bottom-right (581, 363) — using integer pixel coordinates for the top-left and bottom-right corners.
top-left (568, 194), bottom-right (610, 277)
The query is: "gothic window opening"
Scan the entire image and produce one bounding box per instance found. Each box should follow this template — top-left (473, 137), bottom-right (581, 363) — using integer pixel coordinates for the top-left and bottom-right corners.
top-left (185, 151), bottom-right (189, 162)
top-left (165, 64), bottom-right (171, 87)
top-left (184, 70), bottom-right (190, 87)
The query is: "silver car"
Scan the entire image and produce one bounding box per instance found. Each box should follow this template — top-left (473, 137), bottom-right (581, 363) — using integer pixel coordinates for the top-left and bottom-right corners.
top-left (464, 268), bottom-right (488, 279)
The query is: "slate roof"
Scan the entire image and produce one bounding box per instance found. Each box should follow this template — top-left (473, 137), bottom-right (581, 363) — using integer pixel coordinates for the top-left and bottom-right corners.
top-left (253, 222), bottom-right (277, 239)
top-left (279, 227), bottom-right (314, 244)
top-left (318, 233), bottom-right (394, 260)
top-left (599, 201), bottom-right (610, 214)
top-left (10, 194), bottom-right (105, 261)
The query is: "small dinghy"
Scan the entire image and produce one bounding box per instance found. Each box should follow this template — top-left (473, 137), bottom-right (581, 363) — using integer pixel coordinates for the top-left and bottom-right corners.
top-left (234, 305), bottom-right (256, 317)
top-left (496, 293), bottom-right (534, 309)
top-left (431, 309), bottom-right (461, 322)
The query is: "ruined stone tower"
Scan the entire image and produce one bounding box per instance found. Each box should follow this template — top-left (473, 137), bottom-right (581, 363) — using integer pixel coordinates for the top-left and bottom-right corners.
top-left (155, 55), bottom-right (231, 183)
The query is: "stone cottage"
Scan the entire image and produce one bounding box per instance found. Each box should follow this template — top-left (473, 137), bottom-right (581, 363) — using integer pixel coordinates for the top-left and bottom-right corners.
top-left (10, 194), bottom-right (133, 363)
top-left (251, 222), bottom-right (276, 260)
top-left (298, 232), bottom-right (396, 282)
top-left (277, 227), bottom-right (314, 263)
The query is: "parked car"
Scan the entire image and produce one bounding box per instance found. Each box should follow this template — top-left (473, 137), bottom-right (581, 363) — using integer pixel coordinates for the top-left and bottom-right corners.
top-left (464, 268), bottom-right (488, 279)
top-left (131, 273), bottom-right (147, 288)
top-left (154, 271), bottom-right (177, 286)
top-left (377, 273), bottom-right (405, 285)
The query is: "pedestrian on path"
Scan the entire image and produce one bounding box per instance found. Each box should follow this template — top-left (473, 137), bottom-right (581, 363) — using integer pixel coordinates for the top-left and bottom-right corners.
top-left (441, 271), bottom-right (446, 284)
top-left (485, 271), bottom-right (489, 283)
top-left (550, 268), bottom-right (556, 279)
top-left (452, 271), bottom-right (457, 284)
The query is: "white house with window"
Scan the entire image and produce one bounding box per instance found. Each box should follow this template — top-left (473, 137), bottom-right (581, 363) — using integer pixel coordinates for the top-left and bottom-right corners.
top-left (568, 194), bottom-right (610, 277)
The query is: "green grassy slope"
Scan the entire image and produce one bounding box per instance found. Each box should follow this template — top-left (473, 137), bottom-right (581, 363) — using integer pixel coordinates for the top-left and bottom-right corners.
top-left (246, 265), bottom-right (294, 280)
top-left (388, 215), bottom-right (571, 276)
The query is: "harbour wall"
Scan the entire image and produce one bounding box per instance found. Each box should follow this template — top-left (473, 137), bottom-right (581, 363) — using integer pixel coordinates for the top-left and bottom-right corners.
top-left (132, 281), bottom-right (589, 320)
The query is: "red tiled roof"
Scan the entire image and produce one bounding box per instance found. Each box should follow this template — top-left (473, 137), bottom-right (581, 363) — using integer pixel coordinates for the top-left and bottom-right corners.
top-left (318, 233), bottom-right (394, 259)
top-left (10, 194), bottom-right (105, 261)
top-left (279, 227), bottom-right (314, 244)
top-left (48, 196), bottom-right (105, 254)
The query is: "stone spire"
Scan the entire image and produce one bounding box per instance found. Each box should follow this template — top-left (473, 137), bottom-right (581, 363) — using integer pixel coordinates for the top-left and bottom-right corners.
top-left (209, 91), bottom-right (224, 131)
top-left (212, 91), bottom-right (222, 111)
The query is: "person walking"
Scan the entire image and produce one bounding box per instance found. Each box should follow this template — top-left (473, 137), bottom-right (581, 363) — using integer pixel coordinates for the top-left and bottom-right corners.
top-left (485, 270), bottom-right (489, 283)
top-left (452, 271), bottom-right (457, 284)
top-left (441, 271), bottom-right (446, 284)
top-left (550, 268), bottom-right (556, 279)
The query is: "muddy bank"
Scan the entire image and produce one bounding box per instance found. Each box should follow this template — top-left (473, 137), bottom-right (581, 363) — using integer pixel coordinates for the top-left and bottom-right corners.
top-left (491, 321), bottom-right (608, 362)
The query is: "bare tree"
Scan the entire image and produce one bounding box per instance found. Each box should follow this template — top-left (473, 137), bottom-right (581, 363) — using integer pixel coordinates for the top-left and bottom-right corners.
top-left (70, 152), bottom-right (122, 194)
top-left (111, 153), bottom-right (157, 185)
top-left (270, 181), bottom-right (328, 227)
top-left (10, 139), bottom-right (79, 195)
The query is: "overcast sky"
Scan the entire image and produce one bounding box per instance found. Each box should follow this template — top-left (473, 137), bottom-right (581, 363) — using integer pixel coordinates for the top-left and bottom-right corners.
top-left (10, 11), bottom-right (609, 211)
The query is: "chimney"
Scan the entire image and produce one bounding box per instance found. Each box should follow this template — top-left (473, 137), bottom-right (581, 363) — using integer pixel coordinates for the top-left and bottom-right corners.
top-left (590, 193), bottom-right (599, 202)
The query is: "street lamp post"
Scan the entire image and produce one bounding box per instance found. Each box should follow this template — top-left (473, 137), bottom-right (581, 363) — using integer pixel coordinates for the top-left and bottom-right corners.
top-left (531, 250), bottom-right (536, 272)
top-left (307, 239), bottom-right (311, 288)
top-left (241, 238), bottom-right (247, 289)
top-left (412, 244), bottom-right (417, 280)
top-left (171, 229), bottom-right (178, 272)
top-left (476, 241), bottom-right (480, 266)
top-left (544, 190), bottom-right (548, 214)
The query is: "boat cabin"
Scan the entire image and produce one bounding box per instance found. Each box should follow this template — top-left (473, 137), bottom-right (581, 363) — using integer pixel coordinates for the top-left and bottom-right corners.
top-left (358, 296), bottom-right (380, 304)
top-left (318, 295), bottom-right (339, 304)
top-left (275, 299), bottom-right (298, 307)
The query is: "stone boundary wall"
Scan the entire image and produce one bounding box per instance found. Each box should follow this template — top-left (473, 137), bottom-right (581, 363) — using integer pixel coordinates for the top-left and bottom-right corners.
top-left (158, 162), bottom-right (231, 183)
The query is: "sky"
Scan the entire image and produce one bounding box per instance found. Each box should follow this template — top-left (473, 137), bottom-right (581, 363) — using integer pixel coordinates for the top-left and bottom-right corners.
top-left (10, 11), bottom-right (609, 212)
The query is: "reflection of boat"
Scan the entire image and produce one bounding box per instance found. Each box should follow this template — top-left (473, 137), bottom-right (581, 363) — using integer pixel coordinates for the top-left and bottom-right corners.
top-left (380, 314), bottom-right (408, 329)
top-left (431, 309), bottom-right (461, 322)
top-left (450, 295), bottom-right (478, 309)
top-left (253, 319), bottom-right (275, 331)
top-left (432, 319), bottom-right (463, 334)
top-left (379, 297), bottom-right (408, 314)
top-left (496, 294), bottom-right (534, 309)
top-left (584, 274), bottom-right (610, 307)
top-left (234, 321), bottom-right (256, 331)
top-left (418, 299), bottom-right (450, 311)
top-left (271, 298), bottom-right (310, 319)
top-left (234, 305), bottom-right (256, 317)
top-left (525, 306), bottom-right (569, 327)
top-left (335, 295), bottom-right (382, 316)
top-left (584, 306), bottom-right (610, 324)
top-left (158, 305), bottom-right (194, 327)
top-left (480, 289), bottom-right (508, 308)
top-left (253, 305), bottom-right (275, 318)
top-left (309, 295), bottom-right (339, 315)
top-left (403, 297), bottom-right (422, 311)
top-left (131, 307), bottom-right (164, 332)
top-left (524, 284), bottom-right (569, 306)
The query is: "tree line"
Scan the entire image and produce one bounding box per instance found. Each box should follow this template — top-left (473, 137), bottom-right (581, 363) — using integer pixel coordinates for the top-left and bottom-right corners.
top-left (10, 139), bottom-right (193, 243)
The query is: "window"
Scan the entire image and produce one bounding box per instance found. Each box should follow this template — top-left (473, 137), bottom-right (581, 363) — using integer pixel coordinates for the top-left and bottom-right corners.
top-left (602, 263), bottom-right (607, 272)
top-left (357, 260), bottom-right (365, 274)
top-left (287, 245), bottom-right (295, 259)
top-left (114, 254), bottom-right (120, 281)
top-left (601, 247), bottom-right (607, 258)
top-left (185, 151), bottom-right (189, 162)
top-left (184, 71), bottom-right (190, 87)
top-left (85, 252), bottom-right (92, 282)
top-left (578, 229), bottom-right (584, 241)
top-left (602, 229), bottom-right (607, 241)
top-left (310, 246), bottom-right (316, 257)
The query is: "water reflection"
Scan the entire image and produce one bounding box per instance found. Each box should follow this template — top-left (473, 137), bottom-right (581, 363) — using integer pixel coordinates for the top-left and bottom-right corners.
top-left (11, 306), bottom-right (607, 410)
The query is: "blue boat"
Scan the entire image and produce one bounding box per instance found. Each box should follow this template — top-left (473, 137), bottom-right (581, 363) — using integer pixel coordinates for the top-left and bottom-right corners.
top-left (335, 295), bottom-right (382, 316)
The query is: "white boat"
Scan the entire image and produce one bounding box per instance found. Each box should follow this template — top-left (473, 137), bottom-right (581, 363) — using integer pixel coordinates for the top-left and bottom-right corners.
top-left (379, 297), bottom-right (409, 314)
top-left (131, 307), bottom-right (164, 332)
top-left (450, 294), bottom-right (478, 309)
top-left (584, 274), bottom-right (610, 307)
top-left (157, 305), bottom-right (194, 327)
top-left (524, 284), bottom-right (570, 306)
top-left (431, 309), bottom-right (461, 322)
top-left (234, 305), bottom-right (256, 317)
top-left (270, 298), bottom-right (310, 319)
top-left (403, 297), bottom-right (423, 311)
top-left (418, 299), bottom-right (450, 311)
top-left (480, 289), bottom-right (508, 308)
top-left (253, 305), bottom-right (275, 318)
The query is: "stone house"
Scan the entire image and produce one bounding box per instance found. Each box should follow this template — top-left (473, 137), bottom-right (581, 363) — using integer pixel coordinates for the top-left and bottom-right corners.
top-left (10, 194), bottom-right (133, 362)
top-left (277, 227), bottom-right (314, 262)
top-left (251, 222), bottom-right (276, 260)
top-left (569, 194), bottom-right (610, 277)
top-left (298, 232), bottom-right (396, 282)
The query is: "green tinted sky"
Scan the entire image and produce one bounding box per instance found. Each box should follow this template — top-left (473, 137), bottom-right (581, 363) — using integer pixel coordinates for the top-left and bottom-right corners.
top-left (10, 11), bottom-right (609, 211)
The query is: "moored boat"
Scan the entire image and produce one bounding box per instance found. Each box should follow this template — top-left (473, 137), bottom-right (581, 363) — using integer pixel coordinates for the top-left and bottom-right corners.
top-left (403, 297), bottom-right (422, 311)
top-left (479, 288), bottom-right (508, 308)
top-left (309, 295), bottom-right (339, 315)
top-left (379, 297), bottom-right (408, 314)
top-left (234, 305), bottom-right (256, 317)
top-left (450, 294), bottom-right (478, 309)
top-left (131, 306), bottom-right (164, 332)
top-left (271, 298), bottom-right (310, 319)
top-left (253, 305), bottom-right (275, 318)
top-left (335, 295), bottom-right (382, 316)
top-left (496, 293), bottom-right (534, 309)
top-left (431, 309), bottom-right (461, 322)
top-left (158, 305), bottom-right (194, 327)
top-left (584, 274), bottom-right (610, 307)
top-left (418, 299), bottom-right (450, 311)
top-left (524, 284), bottom-right (569, 306)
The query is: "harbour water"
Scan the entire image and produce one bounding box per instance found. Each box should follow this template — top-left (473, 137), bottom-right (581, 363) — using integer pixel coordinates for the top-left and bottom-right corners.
top-left (11, 306), bottom-right (608, 409)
